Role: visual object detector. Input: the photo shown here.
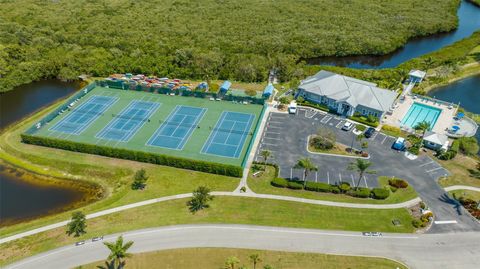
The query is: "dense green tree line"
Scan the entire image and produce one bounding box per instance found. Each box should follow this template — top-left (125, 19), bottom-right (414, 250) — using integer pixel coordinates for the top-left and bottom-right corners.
top-left (0, 0), bottom-right (460, 91)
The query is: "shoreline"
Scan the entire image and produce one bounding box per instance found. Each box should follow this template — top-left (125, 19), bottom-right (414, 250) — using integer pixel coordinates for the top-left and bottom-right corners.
top-left (422, 63), bottom-right (480, 94)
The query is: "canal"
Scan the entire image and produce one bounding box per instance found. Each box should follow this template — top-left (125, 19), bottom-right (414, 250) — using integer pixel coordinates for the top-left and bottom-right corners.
top-left (308, 0), bottom-right (480, 68)
top-left (0, 80), bottom-right (90, 225)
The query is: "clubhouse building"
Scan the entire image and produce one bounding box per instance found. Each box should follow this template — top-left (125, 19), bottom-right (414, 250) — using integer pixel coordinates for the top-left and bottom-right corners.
top-left (297, 70), bottom-right (397, 119)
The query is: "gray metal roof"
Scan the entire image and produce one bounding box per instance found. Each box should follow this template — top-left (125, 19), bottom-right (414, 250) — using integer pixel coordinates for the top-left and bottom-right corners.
top-left (299, 70), bottom-right (397, 112)
top-left (424, 131), bottom-right (448, 145)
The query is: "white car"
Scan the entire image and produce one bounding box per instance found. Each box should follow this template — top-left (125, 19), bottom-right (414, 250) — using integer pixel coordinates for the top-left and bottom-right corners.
top-left (341, 122), bottom-right (354, 131)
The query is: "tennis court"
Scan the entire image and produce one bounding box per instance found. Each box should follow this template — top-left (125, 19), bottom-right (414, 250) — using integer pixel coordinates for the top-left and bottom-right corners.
top-left (96, 100), bottom-right (160, 142)
top-left (201, 111), bottom-right (255, 158)
top-left (49, 95), bottom-right (118, 135)
top-left (147, 105), bottom-right (207, 150)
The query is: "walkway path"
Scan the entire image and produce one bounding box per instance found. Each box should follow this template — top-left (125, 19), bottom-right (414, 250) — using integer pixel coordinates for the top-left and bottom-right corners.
top-left (0, 191), bottom-right (420, 245)
top-left (443, 185), bottom-right (480, 192)
top-left (6, 224), bottom-right (480, 269)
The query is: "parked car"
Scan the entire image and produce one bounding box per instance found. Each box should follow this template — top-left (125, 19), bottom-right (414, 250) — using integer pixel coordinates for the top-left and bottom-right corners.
top-left (342, 122), bottom-right (354, 131)
top-left (392, 137), bottom-right (406, 150)
top-left (75, 241), bottom-right (85, 246)
top-left (364, 127), bottom-right (376, 138)
top-left (92, 236), bottom-right (104, 242)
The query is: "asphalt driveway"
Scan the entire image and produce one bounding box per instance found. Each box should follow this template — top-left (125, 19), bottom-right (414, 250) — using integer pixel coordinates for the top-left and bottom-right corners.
top-left (255, 108), bottom-right (479, 233)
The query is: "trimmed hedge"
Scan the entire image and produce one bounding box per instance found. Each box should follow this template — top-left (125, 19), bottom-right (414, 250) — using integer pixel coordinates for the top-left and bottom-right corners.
top-left (271, 178), bottom-right (288, 188)
top-left (349, 187), bottom-right (371, 198)
top-left (371, 188), bottom-right (390, 199)
top-left (305, 181), bottom-right (332, 192)
top-left (287, 181), bottom-right (304, 190)
top-left (348, 115), bottom-right (379, 127)
top-left (297, 101), bottom-right (331, 113)
top-left (21, 134), bottom-right (243, 177)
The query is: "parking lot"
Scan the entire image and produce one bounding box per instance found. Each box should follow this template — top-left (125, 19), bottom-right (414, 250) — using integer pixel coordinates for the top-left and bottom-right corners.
top-left (254, 108), bottom-right (479, 233)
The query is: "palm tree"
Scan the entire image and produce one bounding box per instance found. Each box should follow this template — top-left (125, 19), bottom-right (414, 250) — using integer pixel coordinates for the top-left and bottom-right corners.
top-left (260, 150), bottom-right (272, 170)
top-left (414, 121), bottom-right (431, 137)
top-left (249, 253), bottom-right (262, 269)
top-left (225, 256), bottom-right (240, 269)
top-left (294, 157), bottom-right (318, 188)
top-left (97, 259), bottom-right (125, 269)
top-left (348, 159), bottom-right (376, 189)
top-left (103, 236), bottom-right (133, 268)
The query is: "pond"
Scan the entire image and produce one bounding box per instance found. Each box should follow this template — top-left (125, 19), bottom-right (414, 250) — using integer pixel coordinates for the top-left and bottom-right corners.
top-left (0, 80), bottom-right (92, 225)
top-left (428, 74), bottom-right (480, 148)
top-left (308, 0), bottom-right (480, 68)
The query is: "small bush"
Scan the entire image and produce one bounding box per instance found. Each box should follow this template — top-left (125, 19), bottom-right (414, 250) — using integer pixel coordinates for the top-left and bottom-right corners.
top-left (388, 178), bottom-right (409, 188)
top-left (349, 187), bottom-right (371, 198)
top-left (355, 125), bottom-right (367, 132)
top-left (381, 125), bottom-right (402, 137)
top-left (412, 219), bottom-right (424, 228)
top-left (338, 182), bottom-right (351, 193)
top-left (419, 201), bottom-right (426, 209)
top-left (305, 181), bottom-right (331, 192)
top-left (390, 186), bottom-right (398, 192)
top-left (310, 136), bottom-right (334, 150)
top-left (271, 178), bottom-right (288, 188)
top-left (330, 185), bottom-right (341, 194)
top-left (371, 188), bottom-right (390, 199)
top-left (437, 149), bottom-right (457, 160)
top-left (287, 181), bottom-right (304, 190)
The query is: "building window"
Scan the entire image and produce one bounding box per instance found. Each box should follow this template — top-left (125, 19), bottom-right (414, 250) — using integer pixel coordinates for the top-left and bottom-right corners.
top-left (362, 109), bottom-right (366, 115)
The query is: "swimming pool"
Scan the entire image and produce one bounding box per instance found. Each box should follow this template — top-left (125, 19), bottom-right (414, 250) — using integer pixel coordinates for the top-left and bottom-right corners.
top-left (401, 102), bottom-right (442, 130)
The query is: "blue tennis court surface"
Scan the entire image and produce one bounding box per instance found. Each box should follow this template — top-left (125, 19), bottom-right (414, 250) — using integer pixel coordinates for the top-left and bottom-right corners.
top-left (96, 100), bottom-right (160, 142)
top-left (147, 105), bottom-right (206, 150)
top-left (49, 95), bottom-right (118, 135)
top-left (201, 111), bottom-right (255, 158)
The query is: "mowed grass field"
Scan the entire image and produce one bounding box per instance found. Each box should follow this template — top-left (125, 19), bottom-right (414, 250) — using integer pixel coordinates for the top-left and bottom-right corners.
top-left (0, 197), bottom-right (414, 266)
top-left (31, 86), bottom-right (264, 166)
top-left (83, 248), bottom-right (407, 269)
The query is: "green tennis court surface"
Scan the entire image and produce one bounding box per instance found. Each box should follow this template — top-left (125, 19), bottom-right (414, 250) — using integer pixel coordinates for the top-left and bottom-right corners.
top-left (32, 86), bottom-right (264, 166)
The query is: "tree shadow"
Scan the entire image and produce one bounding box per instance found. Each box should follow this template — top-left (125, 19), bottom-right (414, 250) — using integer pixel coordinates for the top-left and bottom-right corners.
top-left (438, 193), bottom-right (463, 216)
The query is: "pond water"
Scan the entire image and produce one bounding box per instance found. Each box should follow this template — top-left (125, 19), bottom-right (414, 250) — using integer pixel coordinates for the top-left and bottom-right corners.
top-left (0, 80), bottom-right (88, 225)
top-left (308, 0), bottom-right (480, 68)
top-left (428, 74), bottom-right (480, 148)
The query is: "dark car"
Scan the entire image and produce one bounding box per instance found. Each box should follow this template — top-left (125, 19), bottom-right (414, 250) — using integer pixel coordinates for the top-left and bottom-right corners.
top-left (364, 127), bottom-right (376, 138)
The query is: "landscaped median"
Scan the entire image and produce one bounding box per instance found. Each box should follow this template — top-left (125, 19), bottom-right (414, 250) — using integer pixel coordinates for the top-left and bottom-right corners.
top-left (248, 165), bottom-right (419, 205)
top-left (82, 247), bottom-right (407, 269)
top-left (0, 196), bottom-right (415, 267)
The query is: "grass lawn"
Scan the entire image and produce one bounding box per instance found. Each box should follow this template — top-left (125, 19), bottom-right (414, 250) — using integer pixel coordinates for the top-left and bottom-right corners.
top-left (449, 189), bottom-right (480, 201)
top-left (82, 247), bottom-right (407, 269)
top-left (248, 166), bottom-right (418, 204)
top-left (0, 196), bottom-right (415, 266)
top-left (433, 153), bottom-right (480, 188)
top-left (0, 98), bottom-right (239, 237)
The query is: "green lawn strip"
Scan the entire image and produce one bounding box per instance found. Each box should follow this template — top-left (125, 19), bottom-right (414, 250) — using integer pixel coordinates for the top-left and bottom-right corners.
top-left (248, 166), bottom-right (418, 204)
top-left (449, 189), bottom-right (480, 201)
top-left (0, 196), bottom-right (414, 266)
top-left (307, 139), bottom-right (357, 157)
top-left (0, 99), bottom-right (239, 237)
top-left (433, 152), bottom-right (480, 188)
top-left (82, 247), bottom-right (407, 269)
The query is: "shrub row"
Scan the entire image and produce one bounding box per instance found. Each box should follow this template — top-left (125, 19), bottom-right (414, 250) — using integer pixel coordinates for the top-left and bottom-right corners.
top-left (271, 179), bottom-right (390, 200)
top-left (348, 115), bottom-right (379, 127)
top-left (21, 134), bottom-right (243, 177)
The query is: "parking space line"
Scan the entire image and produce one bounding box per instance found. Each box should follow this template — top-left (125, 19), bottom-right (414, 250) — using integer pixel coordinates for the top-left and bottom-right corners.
top-left (419, 160), bottom-right (434, 167)
top-left (315, 171), bottom-right (318, 182)
top-left (434, 220), bottom-right (458, 224)
top-left (335, 121), bottom-right (344, 129)
top-left (327, 171), bottom-right (330, 184)
top-left (363, 176), bottom-right (368, 188)
top-left (339, 173), bottom-right (342, 182)
top-left (263, 136), bottom-right (281, 141)
top-left (268, 120), bottom-right (283, 124)
top-left (290, 168), bottom-right (293, 179)
top-left (381, 135), bottom-right (388, 144)
top-left (265, 131), bottom-right (281, 135)
top-left (261, 142), bottom-right (278, 147)
top-left (426, 167), bottom-right (444, 173)
top-left (350, 174), bottom-right (355, 186)
top-left (320, 116), bottom-right (332, 124)
top-left (266, 125), bottom-right (282, 129)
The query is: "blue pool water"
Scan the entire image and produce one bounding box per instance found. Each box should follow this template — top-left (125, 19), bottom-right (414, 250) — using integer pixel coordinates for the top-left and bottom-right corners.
top-left (401, 103), bottom-right (442, 130)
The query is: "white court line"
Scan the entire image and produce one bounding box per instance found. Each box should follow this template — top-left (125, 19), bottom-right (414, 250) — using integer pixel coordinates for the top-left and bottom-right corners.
top-left (434, 220), bottom-right (458, 224)
top-left (426, 167), bottom-right (444, 173)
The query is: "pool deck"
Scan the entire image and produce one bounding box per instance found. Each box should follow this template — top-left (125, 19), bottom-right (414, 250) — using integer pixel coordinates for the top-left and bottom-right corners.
top-left (382, 95), bottom-right (457, 135)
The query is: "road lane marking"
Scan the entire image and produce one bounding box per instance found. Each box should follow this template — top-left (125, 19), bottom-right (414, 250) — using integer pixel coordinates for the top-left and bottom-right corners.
top-left (434, 220), bottom-right (458, 224)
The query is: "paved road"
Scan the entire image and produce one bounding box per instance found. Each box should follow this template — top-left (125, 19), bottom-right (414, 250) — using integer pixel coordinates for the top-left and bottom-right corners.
top-left (5, 224), bottom-right (480, 269)
top-left (255, 109), bottom-right (480, 233)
